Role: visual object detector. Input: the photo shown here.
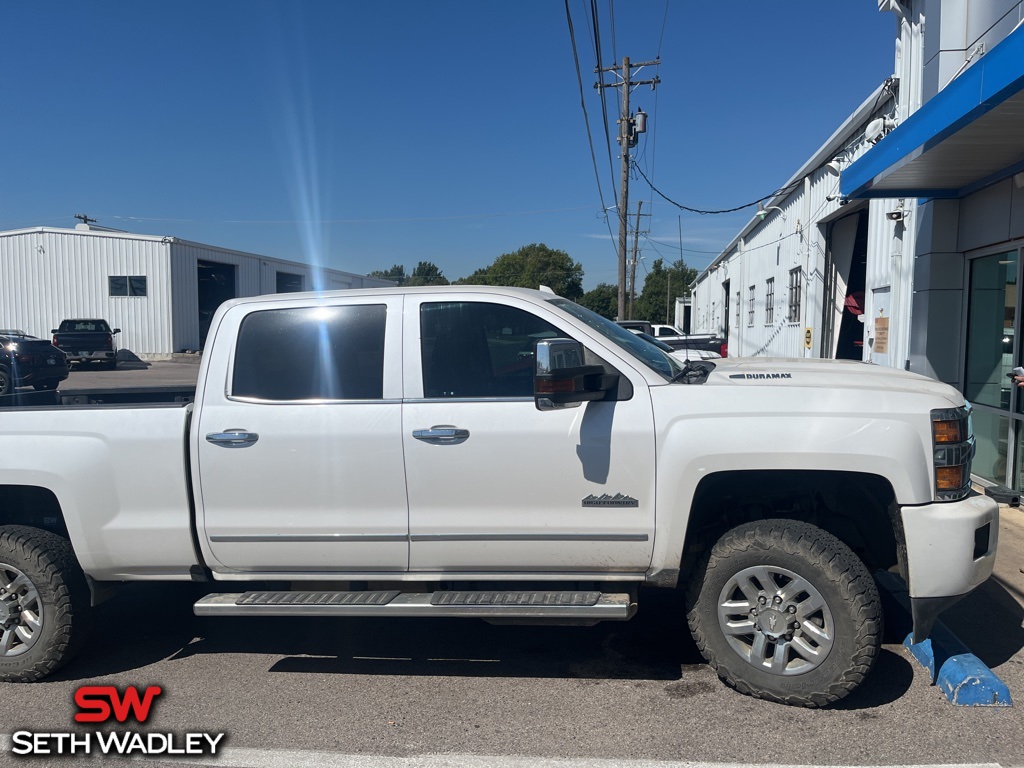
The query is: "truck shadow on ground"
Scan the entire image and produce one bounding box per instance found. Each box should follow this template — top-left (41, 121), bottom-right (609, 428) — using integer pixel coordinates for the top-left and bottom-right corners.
top-left (932, 576), bottom-right (1024, 668)
top-left (54, 584), bottom-right (914, 709)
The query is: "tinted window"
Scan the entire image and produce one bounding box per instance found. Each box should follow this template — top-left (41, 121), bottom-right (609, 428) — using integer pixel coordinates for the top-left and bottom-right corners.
top-left (108, 277), bottom-right (147, 296)
top-left (421, 302), bottom-right (562, 398)
top-left (232, 304), bottom-right (386, 401)
top-left (59, 320), bottom-right (111, 333)
top-left (548, 299), bottom-right (678, 379)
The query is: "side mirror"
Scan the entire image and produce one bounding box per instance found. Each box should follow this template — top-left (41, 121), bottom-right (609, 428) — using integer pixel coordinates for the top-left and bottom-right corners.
top-left (50, 330), bottom-right (58, 335)
top-left (112, 328), bottom-right (121, 335)
top-left (534, 338), bottom-right (618, 411)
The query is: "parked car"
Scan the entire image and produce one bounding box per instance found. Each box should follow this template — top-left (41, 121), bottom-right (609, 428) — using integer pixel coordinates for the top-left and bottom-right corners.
top-left (615, 320), bottom-right (727, 357)
top-left (50, 319), bottom-right (120, 369)
top-left (631, 331), bottom-right (722, 361)
top-left (0, 330), bottom-right (69, 395)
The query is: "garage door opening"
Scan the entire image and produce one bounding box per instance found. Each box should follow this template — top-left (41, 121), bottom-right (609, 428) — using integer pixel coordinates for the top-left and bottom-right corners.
top-left (198, 260), bottom-right (237, 348)
top-left (822, 211), bottom-right (868, 360)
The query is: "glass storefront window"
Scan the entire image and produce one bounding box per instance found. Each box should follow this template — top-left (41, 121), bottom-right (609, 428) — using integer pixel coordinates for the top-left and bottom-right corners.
top-left (965, 251), bottom-right (1017, 409)
top-left (971, 407), bottom-right (1010, 484)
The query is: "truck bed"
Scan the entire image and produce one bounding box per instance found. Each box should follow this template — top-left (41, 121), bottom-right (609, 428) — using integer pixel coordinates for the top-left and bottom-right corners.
top-left (0, 401), bottom-right (199, 579)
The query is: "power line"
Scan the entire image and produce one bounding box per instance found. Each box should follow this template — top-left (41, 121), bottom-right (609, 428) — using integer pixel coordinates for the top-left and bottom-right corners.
top-left (587, 0), bottom-right (617, 192)
top-left (632, 160), bottom-right (801, 215)
top-left (94, 207), bottom-right (598, 225)
top-left (564, 0), bottom-right (617, 254)
top-left (608, 0), bottom-right (617, 67)
top-left (640, 234), bottom-right (722, 255)
top-left (656, 0), bottom-right (670, 58)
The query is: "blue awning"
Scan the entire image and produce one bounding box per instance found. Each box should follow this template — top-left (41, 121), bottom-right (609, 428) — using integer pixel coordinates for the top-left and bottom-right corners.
top-left (842, 23), bottom-right (1024, 200)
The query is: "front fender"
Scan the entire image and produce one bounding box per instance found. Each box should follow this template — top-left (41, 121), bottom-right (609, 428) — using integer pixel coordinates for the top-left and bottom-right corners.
top-left (648, 401), bottom-right (933, 579)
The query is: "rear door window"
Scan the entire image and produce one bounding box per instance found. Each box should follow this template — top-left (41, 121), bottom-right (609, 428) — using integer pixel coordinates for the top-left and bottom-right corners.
top-left (232, 304), bottom-right (386, 401)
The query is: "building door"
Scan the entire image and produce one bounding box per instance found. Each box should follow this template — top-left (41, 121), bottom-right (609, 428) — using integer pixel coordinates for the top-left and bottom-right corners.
top-left (822, 211), bottom-right (868, 360)
top-left (964, 248), bottom-right (1019, 486)
top-left (722, 280), bottom-right (730, 338)
top-left (198, 260), bottom-right (237, 348)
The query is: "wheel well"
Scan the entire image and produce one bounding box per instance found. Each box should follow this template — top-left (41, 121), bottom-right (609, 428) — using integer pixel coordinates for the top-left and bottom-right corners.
top-left (0, 486), bottom-right (69, 538)
top-left (680, 470), bottom-right (900, 581)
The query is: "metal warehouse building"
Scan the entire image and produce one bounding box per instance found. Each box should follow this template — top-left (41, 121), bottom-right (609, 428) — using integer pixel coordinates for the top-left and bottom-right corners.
top-left (0, 223), bottom-right (392, 358)
top-left (692, 0), bottom-right (1024, 491)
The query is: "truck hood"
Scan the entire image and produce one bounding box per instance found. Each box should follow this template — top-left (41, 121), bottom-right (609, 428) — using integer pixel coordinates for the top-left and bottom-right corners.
top-left (700, 357), bottom-right (964, 407)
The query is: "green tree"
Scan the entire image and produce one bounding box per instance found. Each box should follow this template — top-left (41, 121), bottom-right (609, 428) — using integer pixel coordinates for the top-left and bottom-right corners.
top-left (405, 261), bottom-right (449, 286)
top-left (455, 243), bottom-right (583, 300)
top-left (367, 264), bottom-right (407, 285)
top-left (579, 283), bottom-right (618, 319)
top-left (634, 258), bottom-right (698, 325)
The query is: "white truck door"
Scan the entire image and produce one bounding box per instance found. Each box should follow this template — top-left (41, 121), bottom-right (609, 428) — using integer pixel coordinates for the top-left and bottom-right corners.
top-left (402, 296), bottom-right (656, 574)
top-left (195, 297), bottom-right (408, 574)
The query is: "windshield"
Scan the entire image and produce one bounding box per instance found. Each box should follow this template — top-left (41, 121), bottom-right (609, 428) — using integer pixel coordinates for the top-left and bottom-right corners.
top-left (547, 298), bottom-right (681, 380)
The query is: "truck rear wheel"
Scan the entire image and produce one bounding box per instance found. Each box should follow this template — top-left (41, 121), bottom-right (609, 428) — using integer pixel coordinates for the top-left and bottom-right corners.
top-left (686, 519), bottom-right (881, 707)
top-left (0, 526), bottom-right (92, 682)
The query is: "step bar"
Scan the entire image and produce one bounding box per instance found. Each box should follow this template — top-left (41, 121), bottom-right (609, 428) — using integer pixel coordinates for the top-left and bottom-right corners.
top-left (194, 589), bottom-right (635, 620)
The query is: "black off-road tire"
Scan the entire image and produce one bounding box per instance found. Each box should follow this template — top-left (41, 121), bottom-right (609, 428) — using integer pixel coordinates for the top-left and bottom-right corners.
top-left (0, 368), bottom-right (11, 396)
top-left (686, 519), bottom-right (881, 707)
top-left (32, 381), bottom-right (59, 391)
top-left (0, 526), bottom-right (92, 682)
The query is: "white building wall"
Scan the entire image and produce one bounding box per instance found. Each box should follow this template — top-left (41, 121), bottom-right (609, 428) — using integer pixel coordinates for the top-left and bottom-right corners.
top-left (168, 239), bottom-right (392, 352)
top-left (1, 228), bottom-right (394, 356)
top-left (692, 155), bottom-right (879, 360)
top-left (862, 197), bottom-right (916, 370)
top-left (0, 228), bottom-right (173, 355)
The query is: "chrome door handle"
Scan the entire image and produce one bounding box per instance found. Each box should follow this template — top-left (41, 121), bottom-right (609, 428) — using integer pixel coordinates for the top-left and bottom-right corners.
top-left (412, 426), bottom-right (470, 444)
top-left (205, 430), bottom-right (260, 448)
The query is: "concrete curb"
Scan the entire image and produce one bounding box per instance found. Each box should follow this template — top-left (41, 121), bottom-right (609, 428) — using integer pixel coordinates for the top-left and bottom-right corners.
top-left (875, 570), bottom-right (1012, 706)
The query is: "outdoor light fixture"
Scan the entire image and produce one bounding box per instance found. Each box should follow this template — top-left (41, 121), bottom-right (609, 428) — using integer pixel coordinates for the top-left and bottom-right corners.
top-left (756, 202), bottom-right (785, 221)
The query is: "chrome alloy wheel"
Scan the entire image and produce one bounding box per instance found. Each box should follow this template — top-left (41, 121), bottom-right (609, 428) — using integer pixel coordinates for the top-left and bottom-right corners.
top-left (717, 565), bottom-right (834, 675)
top-left (0, 563), bottom-right (43, 657)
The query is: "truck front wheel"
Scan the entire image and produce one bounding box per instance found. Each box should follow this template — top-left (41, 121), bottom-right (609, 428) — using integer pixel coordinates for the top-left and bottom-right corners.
top-left (686, 519), bottom-right (881, 707)
top-left (0, 526), bottom-right (92, 682)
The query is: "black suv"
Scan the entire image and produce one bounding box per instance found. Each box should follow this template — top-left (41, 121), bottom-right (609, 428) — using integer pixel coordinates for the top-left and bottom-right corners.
top-left (0, 330), bottom-right (70, 395)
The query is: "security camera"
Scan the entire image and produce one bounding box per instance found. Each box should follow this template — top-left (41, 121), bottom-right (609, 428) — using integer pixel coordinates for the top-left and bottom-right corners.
top-left (885, 210), bottom-right (904, 221)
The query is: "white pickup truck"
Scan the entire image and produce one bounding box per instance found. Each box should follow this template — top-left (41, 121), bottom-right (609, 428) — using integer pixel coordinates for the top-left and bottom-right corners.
top-left (0, 286), bottom-right (997, 706)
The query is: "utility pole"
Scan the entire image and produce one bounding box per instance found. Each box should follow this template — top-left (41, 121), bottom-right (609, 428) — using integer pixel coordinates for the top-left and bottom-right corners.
top-left (596, 56), bottom-right (660, 320)
top-left (628, 201), bottom-right (644, 319)
top-left (666, 272), bottom-right (672, 325)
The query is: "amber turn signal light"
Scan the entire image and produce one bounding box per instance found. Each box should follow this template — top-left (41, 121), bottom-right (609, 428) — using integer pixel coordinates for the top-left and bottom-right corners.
top-left (933, 420), bottom-right (963, 444)
top-left (935, 465), bottom-right (966, 490)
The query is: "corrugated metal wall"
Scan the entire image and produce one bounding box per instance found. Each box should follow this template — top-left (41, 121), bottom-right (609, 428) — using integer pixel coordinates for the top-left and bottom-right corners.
top-left (0, 229), bottom-right (173, 355)
top-left (168, 240), bottom-right (392, 352)
top-left (692, 168), bottom-right (842, 360)
top-left (0, 228), bottom-right (394, 356)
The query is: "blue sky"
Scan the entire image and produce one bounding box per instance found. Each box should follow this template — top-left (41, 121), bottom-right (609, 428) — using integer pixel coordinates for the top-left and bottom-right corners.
top-left (1, 2), bottom-right (895, 290)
